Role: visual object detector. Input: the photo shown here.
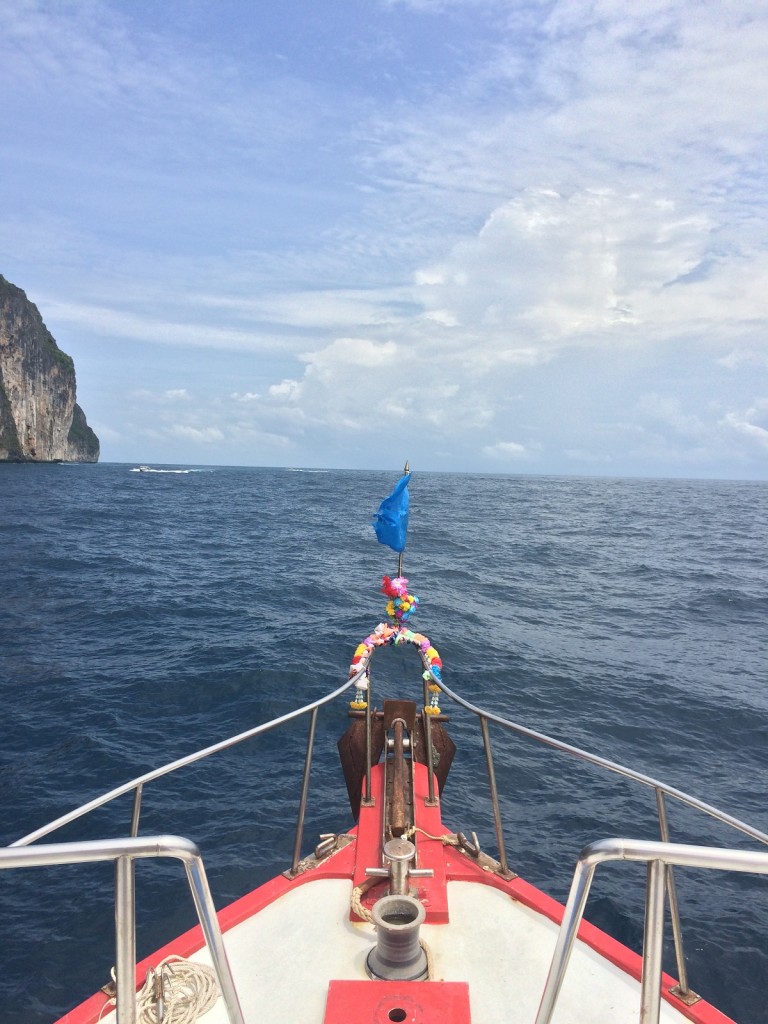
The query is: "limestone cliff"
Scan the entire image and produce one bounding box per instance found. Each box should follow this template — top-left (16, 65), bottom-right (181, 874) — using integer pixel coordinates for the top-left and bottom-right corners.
top-left (0, 275), bottom-right (99, 463)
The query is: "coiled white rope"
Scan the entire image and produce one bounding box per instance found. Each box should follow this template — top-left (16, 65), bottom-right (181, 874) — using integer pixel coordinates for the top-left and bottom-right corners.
top-left (137, 956), bottom-right (219, 1024)
top-left (100, 956), bottom-right (220, 1024)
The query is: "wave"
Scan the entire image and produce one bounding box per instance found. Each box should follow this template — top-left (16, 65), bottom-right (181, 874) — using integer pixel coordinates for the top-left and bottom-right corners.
top-left (1, 466), bottom-right (766, 1024)
top-left (130, 467), bottom-right (195, 474)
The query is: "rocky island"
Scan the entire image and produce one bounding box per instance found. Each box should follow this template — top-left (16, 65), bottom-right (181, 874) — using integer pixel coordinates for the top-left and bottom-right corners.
top-left (0, 275), bottom-right (99, 463)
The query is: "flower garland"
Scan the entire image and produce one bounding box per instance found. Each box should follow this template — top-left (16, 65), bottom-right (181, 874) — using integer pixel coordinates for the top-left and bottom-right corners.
top-left (380, 575), bottom-right (419, 622)
top-left (348, 577), bottom-right (442, 715)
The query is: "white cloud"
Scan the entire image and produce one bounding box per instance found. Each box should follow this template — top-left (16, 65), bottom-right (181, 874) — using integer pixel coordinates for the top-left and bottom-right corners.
top-left (129, 388), bottom-right (193, 405)
top-left (170, 425), bottom-right (225, 443)
top-left (422, 309), bottom-right (458, 327)
top-left (636, 395), bottom-right (707, 440)
top-left (564, 448), bottom-right (612, 464)
top-left (720, 406), bottom-right (768, 451)
top-left (39, 301), bottom-right (280, 353)
top-left (200, 288), bottom-right (414, 330)
top-left (717, 349), bottom-right (768, 370)
top-left (303, 337), bottom-right (400, 374)
top-left (4, 0), bottom-right (768, 476)
top-left (411, 188), bottom-right (738, 351)
top-left (268, 379), bottom-right (302, 400)
top-left (0, 2), bottom-right (329, 152)
top-left (226, 424), bottom-right (293, 448)
top-left (481, 440), bottom-right (527, 458)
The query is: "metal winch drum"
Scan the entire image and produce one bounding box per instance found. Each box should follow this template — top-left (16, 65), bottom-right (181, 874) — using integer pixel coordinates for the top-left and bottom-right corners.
top-left (366, 894), bottom-right (428, 981)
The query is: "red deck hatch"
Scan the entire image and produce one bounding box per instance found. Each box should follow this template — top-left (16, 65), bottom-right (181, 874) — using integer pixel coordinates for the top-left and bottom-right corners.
top-left (323, 979), bottom-right (471, 1023)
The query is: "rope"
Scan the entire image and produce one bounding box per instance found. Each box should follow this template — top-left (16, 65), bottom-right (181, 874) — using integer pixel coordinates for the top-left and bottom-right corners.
top-left (420, 938), bottom-right (436, 980)
top-left (139, 957), bottom-right (219, 1024)
top-left (350, 876), bottom-right (379, 922)
top-left (99, 956), bottom-right (220, 1024)
top-left (402, 826), bottom-right (461, 846)
top-left (352, 830), bottom-right (460, 921)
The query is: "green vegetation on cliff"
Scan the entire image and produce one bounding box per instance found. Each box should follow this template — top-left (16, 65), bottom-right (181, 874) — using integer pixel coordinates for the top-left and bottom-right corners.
top-left (67, 403), bottom-right (100, 459)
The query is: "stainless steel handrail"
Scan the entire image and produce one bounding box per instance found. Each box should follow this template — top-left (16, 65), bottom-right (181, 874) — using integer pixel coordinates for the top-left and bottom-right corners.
top-left (535, 838), bottom-right (768, 1024)
top-left (0, 835), bottom-right (245, 1024)
top-left (4, 684), bottom-right (355, 1023)
top-left (6, 668), bottom-right (767, 1021)
top-left (16, 667), bottom-right (764, 855)
top-left (437, 678), bottom-right (768, 848)
top-left (11, 678), bottom-right (356, 848)
top-left (436, 677), bottom-right (768, 1005)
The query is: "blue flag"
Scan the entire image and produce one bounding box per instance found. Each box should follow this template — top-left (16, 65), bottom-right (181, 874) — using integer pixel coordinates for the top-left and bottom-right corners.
top-left (372, 473), bottom-right (410, 552)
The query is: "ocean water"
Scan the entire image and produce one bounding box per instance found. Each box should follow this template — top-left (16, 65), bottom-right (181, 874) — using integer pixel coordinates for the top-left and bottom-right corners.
top-left (0, 463), bottom-right (766, 1024)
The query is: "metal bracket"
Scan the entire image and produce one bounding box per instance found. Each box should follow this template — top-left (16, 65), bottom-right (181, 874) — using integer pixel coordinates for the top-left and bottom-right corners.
top-left (456, 831), bottom-right (517, 879)
top-left (283, 833), bottom-right (355, 879)
top-left (100, 978), bottom-right (117, 999)
top-left (457, 831), bottom-right (481, 857)
top-left (670, 985), bottom-right (702, 1006)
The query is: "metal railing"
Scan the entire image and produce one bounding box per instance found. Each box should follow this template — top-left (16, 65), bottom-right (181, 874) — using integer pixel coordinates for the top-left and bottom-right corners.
top-left (535, 838), bottom-right (768, 1024)
top-left (4, 662), bottom-right (768, 1023)
top-left (0, 835), bottom-right (244, 1024)
top-left (10, 678), bottom-right (356, 871)
top-left (435, 676), bottom-right (768, 1004)
top-left (4, 678), bottom-right (355, 1022)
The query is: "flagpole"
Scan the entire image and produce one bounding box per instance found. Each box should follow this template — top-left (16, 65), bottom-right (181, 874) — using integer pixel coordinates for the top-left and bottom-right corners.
top-left (398, 459), bottom-right (409, 577)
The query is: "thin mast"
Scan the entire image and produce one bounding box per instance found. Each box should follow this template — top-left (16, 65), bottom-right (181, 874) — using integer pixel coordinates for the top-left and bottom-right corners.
top-left (398, 459), bottom-right (410, 577)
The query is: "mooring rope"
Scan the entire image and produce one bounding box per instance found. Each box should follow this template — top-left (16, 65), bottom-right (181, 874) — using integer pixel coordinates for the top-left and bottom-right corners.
top-left (402, 826), bottom-right (461, 846)
top-left (351, 828), bottom-right (461, 922)
top-left (99, 956), bottom-right (220, 1024)
top-left (350, 875), bottom-right (379, 922)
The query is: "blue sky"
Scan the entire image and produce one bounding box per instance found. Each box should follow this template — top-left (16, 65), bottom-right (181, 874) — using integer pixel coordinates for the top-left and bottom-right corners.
top-left (2, 0), bottom-right (767, 477)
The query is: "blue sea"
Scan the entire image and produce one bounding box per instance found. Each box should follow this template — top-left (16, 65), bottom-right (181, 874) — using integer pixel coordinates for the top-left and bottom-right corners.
top-left (1, 464), bottom-right (766, 1024)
